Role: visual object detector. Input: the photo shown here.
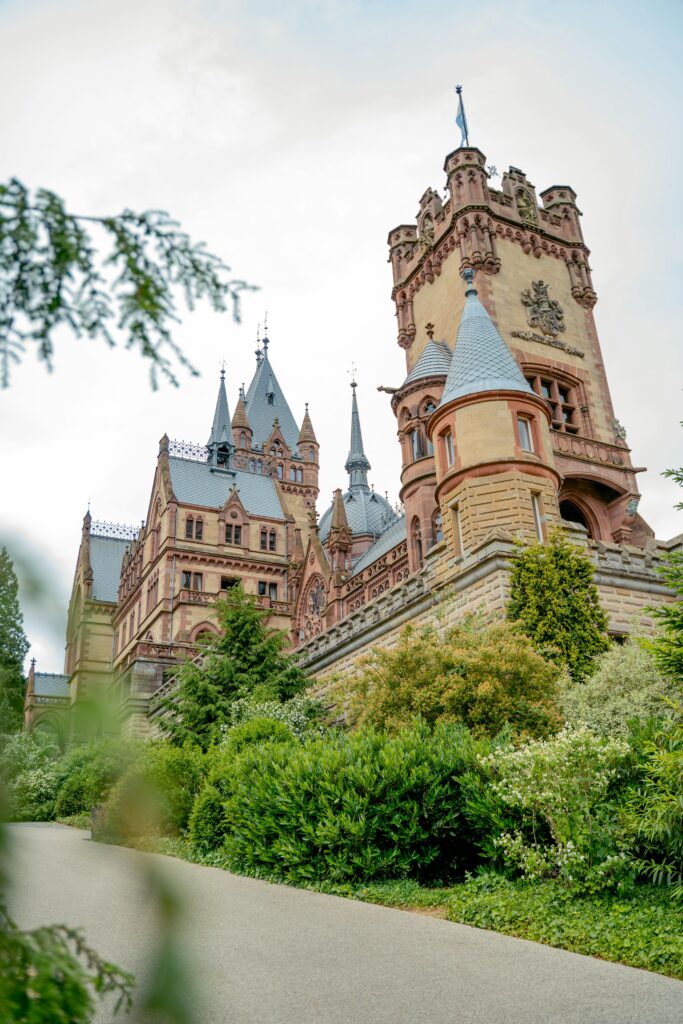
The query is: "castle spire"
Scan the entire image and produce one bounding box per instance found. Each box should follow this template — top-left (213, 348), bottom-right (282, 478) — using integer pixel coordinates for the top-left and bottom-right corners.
top-left (344, 378), bottom-right (371, 491)
top-left (298, 403), bottom-right (317, 445)
top-left (207, 369), bottom-right (233, 466)
top-left (439, 268), bottom-right (532, 407)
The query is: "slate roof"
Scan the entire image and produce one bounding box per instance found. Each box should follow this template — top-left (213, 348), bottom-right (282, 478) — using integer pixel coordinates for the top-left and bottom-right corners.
top-left (33, 672), bottom-right (70, 698)
top-left (89, 535), bottom-right (131, 603)
top-left (440, 273), bottom-right (532, 406)
top-left (169, 457), bottom-right (285, 520)
top-left (319, 488), bottom-right (396, 542)
top-left (402, 340), bottom-right (451, 388)
top-left (207, 372), bottom-right (232, 448)
top-left (350, 514), bottom-right (407, 577)
top-left (245, 345), bottom-right (300, 452)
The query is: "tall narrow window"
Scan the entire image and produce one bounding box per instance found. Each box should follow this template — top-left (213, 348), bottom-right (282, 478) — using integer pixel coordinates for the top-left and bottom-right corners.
top-left (181, 570), bottom-right (192, 588)
top-left (450, 503), bottom-right (463, 557)
top-left (277, 463), bottom-right (283, 479)
top-left (411, 517), bottom-right (423, 567)
top-left (432, 511), bottom-right (443, 545)
top-left (308, 447), bottom-right (315, 462)
top-left (258, 581), bottom-right (267, 596)
top-left (269, 530), bottom-right (276, 552)
top-left (532, 493), bottom-right (544, 541)
top-left (260, 528), bottom-right (268, 551)
top-left (195, 518), bottom-right (203, 540)
top-left (410, 430), bottom-right (424, 461)
top-left (240, 431), bottom-right (246, 448)
top-left (225, 524), bottom-right (233, 544)
top-left (268, 582), bottom-right (277, 601)
top-left (234, 525), bottom-right (242, 544)
top-left (517, 416), bottom-right (534, 453)
top-left (192, 573), bottom-right (203, 592)
top-left (297, 467), bottom-right (303, 482)
top-left (443, 430), bottom-right (455, 468)
top-left (185, 518), bottom-right (194, 539)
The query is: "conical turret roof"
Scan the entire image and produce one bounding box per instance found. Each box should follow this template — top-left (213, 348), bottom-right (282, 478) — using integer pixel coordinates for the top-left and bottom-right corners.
top-left (330, 488), bottom-right (350, 533)
top-left (298, 405), bottom-right (317, 445)
top-left (402, 339), bottom-right (451, 388)
top-left (207, 370), bottom-right (232, 447)
top-left (244, 337), bottom-right (300, 451)
top-left (440, 270), bottom-right (532, 407)
top-left (231, 396), bottom-right (251, 432)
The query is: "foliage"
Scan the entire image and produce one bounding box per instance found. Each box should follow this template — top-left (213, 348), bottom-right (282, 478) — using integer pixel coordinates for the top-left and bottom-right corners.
top-left (227, 694), bottom-right (325, 740)
top-left (334, 618), bottom-right (560, 740)
top-left (159, 586), bottom-right (307, 750)
top-left (222, 721), bottom-right (489, 885)
top-left (508, 530), bottom-right (609, 681)
top-left (96, 742), bottom-right (203, 842)
top-left (0, 547), bottom-right (29, 731)
top-left (0, 178), bottom-right (255, 387)
top-left (623, 709), bottom-right (683, 894)
top-left (559, 638), bottom-right (678, 736)
top-left (0, 903), bottom-right (134, 1023)
top-left (481, 727), bottom-right (633, 893)
top-left (53, 738), bottom-right (137, 818)
top-left (188, 784), bottom-right (227, 854)
top-left (0, 731), bottom-right (60, 821)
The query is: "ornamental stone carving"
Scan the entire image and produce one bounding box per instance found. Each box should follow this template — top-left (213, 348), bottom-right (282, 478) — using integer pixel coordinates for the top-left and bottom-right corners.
top-left (521, 280), bottom-right (566, 337)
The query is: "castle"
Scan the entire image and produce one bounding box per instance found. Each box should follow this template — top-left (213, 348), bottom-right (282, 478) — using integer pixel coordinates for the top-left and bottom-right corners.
top-left (24, 127), bottom-right (681, 739)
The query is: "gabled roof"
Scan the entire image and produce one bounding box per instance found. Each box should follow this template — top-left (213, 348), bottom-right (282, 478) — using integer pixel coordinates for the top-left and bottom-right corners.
top-left (351, 514), bottom-right (407, 576)
top-left (89, 536), bottom-right (131, 603)
top-left (402, 340), bottom-right (451, 388)
top-left (440, 270), bottom-right (532, 407)
top-left (244, 342), bottom-right (300, 452)
top-left (168, 457), bottom-right (285, 520)
top-left (33, 672), bottom-right (70, 698)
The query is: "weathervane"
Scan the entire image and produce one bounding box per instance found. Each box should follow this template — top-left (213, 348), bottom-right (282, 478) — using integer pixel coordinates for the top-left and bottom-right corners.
top-left (348, 362), bottom-right (358, 388)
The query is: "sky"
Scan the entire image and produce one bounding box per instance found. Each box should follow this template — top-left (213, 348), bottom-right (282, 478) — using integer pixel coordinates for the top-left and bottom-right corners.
top-left (1, 0), bottom-right (682, 672)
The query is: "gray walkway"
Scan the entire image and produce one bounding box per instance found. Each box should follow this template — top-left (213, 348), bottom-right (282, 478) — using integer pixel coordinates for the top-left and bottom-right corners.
top-left (6, 823), bottom-right (683, 1023)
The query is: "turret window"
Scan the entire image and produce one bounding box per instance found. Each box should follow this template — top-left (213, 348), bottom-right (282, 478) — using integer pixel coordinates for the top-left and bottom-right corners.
top-left (531, 493), bottom-right (544, 541)
top-left (410, 429), bottom-right (425, 461)
top-left (240, 431), bottom-right (246, 448)
top-left (442, 430), bottom-right (455, 468)
top-left (517, 417), bottom-right (534, 453)
top-left (308, 447), bottom-right (315, 462)
top-left (411, 517), bottom-right (423, 567)
top-left (432, 511), bottom-right (443, 545)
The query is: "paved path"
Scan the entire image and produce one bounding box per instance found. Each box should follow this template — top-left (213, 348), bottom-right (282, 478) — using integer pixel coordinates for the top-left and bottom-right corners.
top-left (6, 823), bottom-right (683, 1024)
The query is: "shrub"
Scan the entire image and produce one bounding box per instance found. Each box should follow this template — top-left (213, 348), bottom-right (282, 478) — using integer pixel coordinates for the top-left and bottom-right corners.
top-left (188, 784), bottom-right (226, 853)
top-left (96, 742), bottom-right (203, 842)
top-left (481, 727), bottom-right (633, 893)
top-left (227, 694), bottom-right (324, 739)
top-left (0, 731), bottom-right (60, 821)
top-left (334, 618), bottom-right (560, 740)
top-left (508, 530), bottom-right (609, 680)
top-left (222, 721), bottom-right (489, 885)
top-left (559, 639), bottom-right (678, 736)
top-left (623, 707), bottom-right (683, 894)
top-left (53, 738), bottom-right (137, 818)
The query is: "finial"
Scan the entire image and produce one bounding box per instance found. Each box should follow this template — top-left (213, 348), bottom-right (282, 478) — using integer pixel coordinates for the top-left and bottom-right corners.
top-left (462, 267), bottom-right (477, 295)
top-left (220, 359), bottom-right (226, 381)
top-left (425, 322), bottom-right (435, 340)
top-left (305, 402), bottom-right (309, 412)
top-left (348, 362), bottom-right (358, 390)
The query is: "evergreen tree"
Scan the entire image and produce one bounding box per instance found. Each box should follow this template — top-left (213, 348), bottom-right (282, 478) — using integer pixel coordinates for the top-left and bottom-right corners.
top-left (649, 461), bottom-right (683, 682)
top-left (159, 586), bottom-right (306, 749)
top-left (0, 548), bottom-right (29, 732)
top-left (507, 530), bottom-right (609, 681)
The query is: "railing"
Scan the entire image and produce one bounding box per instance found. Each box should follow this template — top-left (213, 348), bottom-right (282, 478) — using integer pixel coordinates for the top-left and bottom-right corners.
top-left (169, 438), bottom-right (210, 462)
top-left (91, 520), bottom-right (139, 540)
top-left (550, 432), bottom-right (628, 468)
top-left (33, 695), bottom-right (70, 706)
top-left (255, 596), bottom-right (291, 615)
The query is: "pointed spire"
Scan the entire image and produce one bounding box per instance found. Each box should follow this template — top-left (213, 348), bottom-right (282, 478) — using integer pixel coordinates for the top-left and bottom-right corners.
top-left (231, 396), bottom-right (251, 432)
top-left (330, 488), bottom-right (350, 533)
top-left (207, 369), bottom-right (233, 450)
top-left (298, 403), bottom-right (317, 445)
top-left (440, 269), bottom-right (532, 407)
top-left (292, 527), bottom-right (305, 563)
top-left (345, 378), bottom-right (371, 491)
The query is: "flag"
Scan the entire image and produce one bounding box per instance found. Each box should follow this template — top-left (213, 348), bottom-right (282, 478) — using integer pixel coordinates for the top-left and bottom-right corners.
top-left (455, 87), bottom-right (469, 147)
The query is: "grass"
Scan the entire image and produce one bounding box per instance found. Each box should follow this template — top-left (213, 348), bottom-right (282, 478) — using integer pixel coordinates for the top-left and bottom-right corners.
top-left (122, 835), bottom-right (683, 980)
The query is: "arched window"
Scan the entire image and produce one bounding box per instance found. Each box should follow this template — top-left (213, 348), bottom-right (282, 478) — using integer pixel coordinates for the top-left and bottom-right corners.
top-left (185, 517), bottom-right (194, 539)
top-left (249, 460), bottom-right (255, 472)
top-left (240, 431), bottom-right (246, 448)
top-left (260, 528), bottom-right (268, 551)
top-left (423, 400), bottom-right (436, 416)
top-left (195, 518), bottom-right (203, 541)
top-left (290, 467), bottom-right (296, 481)
top-left (432, 511), bottom-right (443, 545)
top-left (308, 447), bottom-right (315, 462)
top-left (277, 463), bottom-right (283, 479)
top-left (412, 517), bottom-right (423, 567)
top-left (410, 429), bottom-right (425, 461)
top-left (560, 499), bottom-right (593, 538)
top-left (296, 467), bottom-right (303, 483)
top-left (269, 530), bottom-right (277, 552)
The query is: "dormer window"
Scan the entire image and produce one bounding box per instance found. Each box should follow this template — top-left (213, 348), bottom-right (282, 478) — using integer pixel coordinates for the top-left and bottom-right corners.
top-left (185, 517), bottom-right (194, 539)
top-left (267, 393), bottom-right (274, 405)
top-left (194, 518), bottom-right (203, 540)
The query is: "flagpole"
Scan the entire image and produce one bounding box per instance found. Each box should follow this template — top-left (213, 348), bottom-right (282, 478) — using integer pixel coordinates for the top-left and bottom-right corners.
top-left (455, 84), bottom-right (469, 147)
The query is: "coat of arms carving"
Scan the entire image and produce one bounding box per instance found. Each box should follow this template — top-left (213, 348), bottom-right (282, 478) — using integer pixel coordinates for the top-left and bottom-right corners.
top-left (521, 280), bottom-right (566, 337)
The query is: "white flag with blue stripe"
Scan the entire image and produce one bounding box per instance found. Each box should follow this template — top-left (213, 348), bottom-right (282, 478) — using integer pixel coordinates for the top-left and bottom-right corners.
top-left (455, 87), bottom-right (468, 147)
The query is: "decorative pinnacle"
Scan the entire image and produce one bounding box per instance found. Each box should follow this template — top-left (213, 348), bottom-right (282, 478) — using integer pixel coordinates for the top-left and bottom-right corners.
top-left (349, 361), bottom-right (358, 390)
top-left (425, 322), bottom-right (435, 340)
top-left (462, 267), bottom-right (477, 294)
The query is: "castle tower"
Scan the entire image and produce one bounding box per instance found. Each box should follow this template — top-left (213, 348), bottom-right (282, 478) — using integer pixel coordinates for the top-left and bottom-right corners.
top-left (392, 328), bottom-right (451, 572)
top-left (231, 395), bottom-right (252, 452)
top-left (388, 134), bottom-right (651, 547)
top-left (428, 269), bottom-right (560, 559)
top-left (298, 404), bottom-right (320, 490)
top-left (207, 369), bottom-right (233, 468)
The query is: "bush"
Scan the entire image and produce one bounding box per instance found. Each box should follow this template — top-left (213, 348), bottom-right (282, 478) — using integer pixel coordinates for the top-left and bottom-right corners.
top-left (333, 618), bottom-right (560, 740)
top-left (481, 727), bottom-right (633, 893)
top-left (0, 731), bottom-right (60, 821)
top-left (53, 738), bottom-right (137, 818)
top-left (188, 784), bottom-right (226, 853)
top-left (222, 721), bottom-right (489, 885)
top-left (96, 742), bottom-right (203, 842)
top-left (227, 695), bottom-right (324, 739)
top-left (559, 639), bottom-right (679, 736)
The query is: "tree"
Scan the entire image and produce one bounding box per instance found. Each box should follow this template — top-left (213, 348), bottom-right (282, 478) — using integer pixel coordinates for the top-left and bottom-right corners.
top-left (0, 179), bottom-right (255, 387)
top-left (649, 458), bottom-right (683, 682)
top-left (335, 617), bottom-right (561, 740)
top-left (507, 529), bottom-right (609, 681)
top-left (159, 586), bottom-right (307, 749)
top-left (0, 548), bottom-right (29, 733)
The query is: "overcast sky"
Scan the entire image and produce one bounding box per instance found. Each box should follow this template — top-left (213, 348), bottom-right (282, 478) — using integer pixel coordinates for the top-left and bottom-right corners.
top-left (1, 0), bottom-right (681, 672)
